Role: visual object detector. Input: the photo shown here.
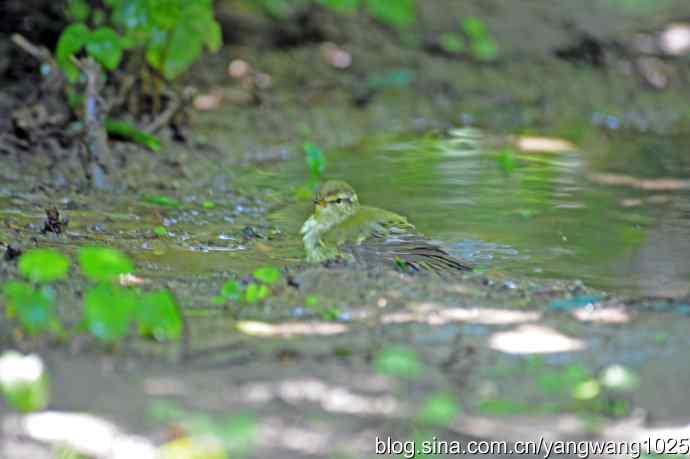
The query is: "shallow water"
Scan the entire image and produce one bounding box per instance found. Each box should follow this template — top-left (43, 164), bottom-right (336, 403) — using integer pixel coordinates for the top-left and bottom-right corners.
top-left (2, 129), bottom-right (689, 297)
top-left (262, 129), bottom-right (690, 296)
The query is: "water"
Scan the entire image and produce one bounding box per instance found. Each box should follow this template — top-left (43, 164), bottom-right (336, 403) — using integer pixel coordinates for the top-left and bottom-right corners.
top-left (263, 129), bottom-right (690, 296)
top-left (2, 129), bottom-right (689, 297)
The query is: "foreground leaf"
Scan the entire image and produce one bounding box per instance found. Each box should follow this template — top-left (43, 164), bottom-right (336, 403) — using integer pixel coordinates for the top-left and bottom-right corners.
top-left (18, 248), bottom-right (70, 283)
top-left (78, 246), bottom-right (134, 281)
top-left (137, 289), bottom-right (182, 341)
top-left (373, 345), bottom-right (421, 379)
top-left (83, 283), bottom-right (135, 341)
top-left (253, 266), bottom-right (281, 285)
top-left (3, 282), bottom-right (57, 334)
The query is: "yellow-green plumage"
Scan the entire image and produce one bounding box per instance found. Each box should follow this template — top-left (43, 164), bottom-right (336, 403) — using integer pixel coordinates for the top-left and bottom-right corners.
top-left (301, 180), bottom-right (471, 274)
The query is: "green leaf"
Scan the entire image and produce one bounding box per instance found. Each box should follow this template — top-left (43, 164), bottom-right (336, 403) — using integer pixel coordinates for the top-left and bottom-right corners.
top-left (219, 414), bottom-right (258, 455)
top-left (318, 0), bottom-right (360, 13)
top-left (220, 280), bottom-right (242, 301)
top-left (153, 225), bottom-right (167, 237)
top-left (18, 248), bottom-right (70, 283)
top-left (440, 32), bottom-right (465, 54)
top-left (477, 398), bottom-right (529, 415)
top-left (472, 37), bottom-right (499, 62)
top-left (418, 392), bottom-right (461, 426)
top-left (3, 282), bottom-right (57, 334)
top-left (106, 119), bottom-right (161, 152)
top-left (66, 0), bottom-right (91, 22)
top-left (150, 21), bottom-right (203, 80)
top-left (85, 27), bottom-right (123, 70)
top-left (109, 0), bottom-right (149, 32)
top-left (365, 0), bottom-right (415, 28)
top-left (143, 194), bottom-right (180, 208)
top-left (572, 379), bottom-right (601, 400)
top-left (253, 266), bottom-right (281, 285)
top-left (78, 246), bottom-right (134, 282)
top-left (461, 16), bottom-right (488, 40)
top-left (373, 345), bottom-right (421, 379)
top-left (304, 142), bottom-right (326, 178)
top-left (137, 289), bottom-right (182, 341)
top-left (496, 148), bottom-right (517, 174)
top-left (83, 283), bottom-right (135, 341)
top-left (56, 23), bottom-right (90, 82)
top-left (244, 283), bottom-right (269, 304)
top-left (202, 200), bottom-right (216, 209)
top-left (203, 20), bottom-right (222, 53)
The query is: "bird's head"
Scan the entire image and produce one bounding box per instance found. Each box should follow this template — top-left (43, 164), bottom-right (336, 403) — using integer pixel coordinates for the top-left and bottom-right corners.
top-left (311, 180), bottom-right (359, 225)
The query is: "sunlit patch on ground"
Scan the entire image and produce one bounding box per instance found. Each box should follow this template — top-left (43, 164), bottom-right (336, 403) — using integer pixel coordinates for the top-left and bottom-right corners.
top-left (489, 325), bottom-right (586, 354)
top-left (514, 136), bottom-right (577, 153)
top-left (572, 305), bottom-right (632, 323)
top-left (2, 411), bottom-right (156, 459)
top-left (382, 302), bottom-right (541, 325)
top-left (236, 320), bottom-right (348, 337)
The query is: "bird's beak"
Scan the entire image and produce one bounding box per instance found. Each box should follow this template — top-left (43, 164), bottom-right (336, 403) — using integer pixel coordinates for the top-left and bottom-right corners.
top-left (314, 199), bottom-right (327, 208)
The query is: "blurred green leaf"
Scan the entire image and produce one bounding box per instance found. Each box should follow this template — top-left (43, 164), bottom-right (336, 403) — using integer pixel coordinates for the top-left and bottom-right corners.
top-left (83, 283), bottom-right (135, 341)
top-left (221, 280), bottom-right (242, 301)
top-left (461, 16), bottom-right (488, 40)
top-left (153, 225), bottom-right (167, 237)
top-left (418, 392), bottom-right (461, 426)
top-left (497, 148), bottom-right (517, 174)
top-left (219, 414), bottom-right (258, 454)
top-left (148, 399), bottom-right (186, 421)
top-left (106, 120), bottom-right (161, 152)
top-left (253, 266), bottom-right (281, 285)
top-left (244, 283), bottom-right (269, 304)
top-left (18, 248), bottom-right (70, 283)
top-left (478, 398), bottom-right (530, 415)
top-left (572, 379), bottom-right (601, 400)
top-left (143, 194), bottom-right (180, 208)
top-left (365, 0), bottom-right (415, 28)
top-left (440, 32), bottom-right (465, 54)
top-left (66, 0), bottom-right (91, 22)
top-left (3, 282), bottom-right (57, 334)
top-left (304, 142), bottom-right (326, 178)
top-left (373, 345), bottom-right (421, 379)
top-left (56, 22), bottom-right (90, 82)
top-left (472, 37), bottom-right (499, 61)
top-left (86, 27), bottom-right (123, 70)
top-left (137, 289), bottom-right (182, 341)
top-left (318, 0), bottom-right (360, 12)
top-left (78, 246), bottom-right (134, 282)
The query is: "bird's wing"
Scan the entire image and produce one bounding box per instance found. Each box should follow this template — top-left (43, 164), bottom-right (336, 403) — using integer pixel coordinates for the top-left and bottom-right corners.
top-left (325, 206), bottom-right (472, 274)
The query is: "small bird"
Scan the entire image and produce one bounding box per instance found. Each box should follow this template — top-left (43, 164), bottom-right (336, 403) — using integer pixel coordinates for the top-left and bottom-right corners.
top-left (300, 180), bottom-right (471, 274)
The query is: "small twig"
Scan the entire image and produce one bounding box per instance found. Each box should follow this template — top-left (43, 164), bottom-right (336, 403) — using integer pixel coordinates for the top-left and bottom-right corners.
top-left (144, 87), bottom-right (194, 133)
top-left (144, 92), bottom-right (181, 133)
top-left (11, 34), bottom-right (64, 91)
top-left (11, 33), bottom-right (54, 65)
top-left (72, 56), bottom-right (114, 189)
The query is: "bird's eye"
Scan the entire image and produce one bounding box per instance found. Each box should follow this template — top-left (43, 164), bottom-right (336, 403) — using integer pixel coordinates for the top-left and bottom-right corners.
top-left (335, 198), bottom-right (342, 204)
